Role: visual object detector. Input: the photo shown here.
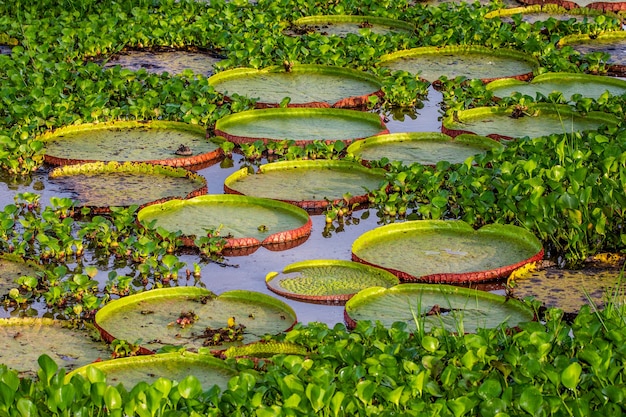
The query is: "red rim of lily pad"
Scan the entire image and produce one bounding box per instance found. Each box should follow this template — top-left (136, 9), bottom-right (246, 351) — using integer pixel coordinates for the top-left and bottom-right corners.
top-left (265, 259), bottom-right (400, 304)
top-left (209, 64), bottom-right (384, 109)
top-left (48, 161), bottom-right (208, 214)
top-left (223, 160), bottom-right (386, 213)
top-left (40, 120), bottom-right (223, 168)
top-left (94, 287), bottom-right (298, 353)
top-left (136, 194), bottom-right (312, 252)
top-left (351, 220), bottom-right (544, 283)
top-left (214, 108), bottom-right (389, 147)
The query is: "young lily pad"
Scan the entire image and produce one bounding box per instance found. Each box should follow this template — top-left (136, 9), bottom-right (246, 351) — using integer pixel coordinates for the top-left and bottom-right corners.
top-left (346, 132), bottom-right (504, 166)
top-left (223, 160), bottom-right (386, 211)
top-left (102, 49), bottom-right (222, 76)
top-left (509, 265), bottom-right (626, 314)
top-left (558, 31), bottom-right (626, 76)
top-left (136, 194), bottom-right (312, 251)
top-left (41, 120), bottom-right (222, 168)
top-left (0, 254), bottom-right (43, 298)
top-left (209, 64), bottom-right (383, 108)
top-left (94, 287), bottom-right (297, 352)
top-left (344, 284), bottom-right (535, 333)
top-left (351, 220), bottom-right (544, 283)
top-left (49, 162), bottom-right (207, 212)
top-left (287, 15), bottom-right (415, 37)
top-left (518, 0), bottom-right (626, 13)
top-left (214, 108), bottom-right (388, 146)
top-left (442, 103), bottom-right (619, 140)
top-left (484, 4), bottom-right (615, 24)
top-left (66, 352), bottom-right (237, 390)
top-left (378, 45), bottom-right (538, 83)
top-left (487, 72), bottom-right (626, 100)
top-left (0, 318), bottom-right (110, 378)
top-left (265, 259), bottom-right (400, 304)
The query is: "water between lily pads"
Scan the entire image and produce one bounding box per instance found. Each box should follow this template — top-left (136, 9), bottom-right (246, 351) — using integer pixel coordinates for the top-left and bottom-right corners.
top-left (0, 88), bottom-right (452, 326)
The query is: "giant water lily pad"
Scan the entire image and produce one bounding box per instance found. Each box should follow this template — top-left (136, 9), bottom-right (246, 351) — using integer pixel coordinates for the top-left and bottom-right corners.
top-left (352, 220), bottom-right (543, 283)
top-left (0, 254), bottom-right (43, 298)
top-left (484, 4), bottom-right (615, 24)
top-left (103, 49), bottom-right (222, 76)
top-left (344, 284), bottom-right (535, 333)
top-left (518, 0), bottom-right (626, 13)
top-left (487, 72), bottom-right (626, 100)
top-left (42, 121), bottom-right (222, 168)
top-left (0, 318), bottom-right (110, 377)
top-left (214, 108), bottom-right (388, 146)
top-left (378, 45), bottom-right (538, 83)
top-left (558, 31), bottom-right (626, 75)
top-left (347, 132), bottom-right (504, 166)
top-left (94, 287), bottom-right (297, 352)
top-left (66, 352), bottom-right (237, 390)
top-left (287, 15), bottom-right (414, 37)
top-left (442, 103), bottom-right (619, 140)
top-left (509, 265), bottom-right (626, 314)
top-left (266, 260), bottom-right (399, 304)
top-left (48, 162), bottom-right (207, 212)
top-left (224, 160), bottom-right (386, 211)
top-left (137, 195), bottom-right (312, 252)
top-left (209, 64), bottom-right (383, 108)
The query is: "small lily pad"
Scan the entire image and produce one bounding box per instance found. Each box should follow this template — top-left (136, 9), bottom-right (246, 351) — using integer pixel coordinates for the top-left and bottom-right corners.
top-left (266, 260), bottom-right (400, 304)
top-left (94, 287), bottom-right (297, 352)
top-left (344, 284), bottom-right (536, 333)
top-left (287, 15), bottom-right (414, 37)
top-left (49, 162), bottom-right (207, 212)
top-left (224, 160), bottom-right (386, 211)
top-left (66, 352), bottom-right (237, 390)
top-left (214, 108), bottom-right (388, 146)
top-left (41, 120), bottom-right (223, 168)
top-left (347, 132), bottom-right (503, 166)
top-left (352, 220), bottom-right (544, 283)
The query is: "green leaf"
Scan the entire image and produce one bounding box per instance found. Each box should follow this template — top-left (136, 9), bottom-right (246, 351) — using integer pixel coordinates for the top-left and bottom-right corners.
top-left (421, 335), bottom-right (439, 353)
top-left (104, 386), bottom-right (122, 410)
top-left (37, 354), bottom-right (58, 385)
top-left (355, 380), bottom-right (376, 405)
top-left (17, 398), bottom-right (38, 417)
top-left (520, 386), bottom-right (543, 415)
top-left (177, 375), bottom-right (202, 399)
top-left (561, 362), bottom-right (582, 391)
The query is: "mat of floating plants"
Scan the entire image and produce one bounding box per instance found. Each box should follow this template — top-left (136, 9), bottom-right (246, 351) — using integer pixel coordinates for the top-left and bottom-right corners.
top-left (66, 352), bottom-right (237, 391)
top-left (265, 259), bottom-right (399, 304)
top-left (518, 0), bottom-right (626, 12)
top-left (344, 284), bottom-right (535, 333)
top-left (487, 72), bottom-right (626, 101)
top-left (351, 220), bottom-right (544, 283)
top-left (223, 160), bottom-right (386, 211)
top-left (41, 120), bottom-right (222, 167)
top-left (442, 103), bottom-right (619, 140)
top-left (558, 31), bottom-right (626, 75)
top-left (347, 132), bottom-right (504, 166)
top-left (509, 265), bottom-right (626, 314)
top-left (95, 287), bottom-right (297, 353)
top-left (378, 45), bottom-right (538, 83)
top-left (484, 4), bottom-right (614, 24)
top-left (0, 318), bottom-right (110, 378)
top-left (102, 49), bottom-right (222, 76)
top-left (48, 162), bottom-right (207, 212)
top-left (287, 15), bottom-right (414, 36)
top-left (136, 194), bottom-right (312, 251)
top-left (209, 64), bottom-right (383, 108)
top-left (214, 108), bottom-right (388, 146)
top-left (0, 254), bottom-right (43, 298)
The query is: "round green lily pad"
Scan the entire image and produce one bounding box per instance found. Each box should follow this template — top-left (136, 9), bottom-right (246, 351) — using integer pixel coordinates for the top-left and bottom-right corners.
top-left (0, 254), bottom-right (43, 298)
top-left (103, 49), bottom-right (222, 76)
top-left (214, 108), bottom-right (388, 146)
top-left (0, 318), bottom-right (110, 378)
top-left (48, 162), bottom-right (207, 212)
top-left (558, 31), bottom-right (626, 76)
top-left (509, 266), bottom-right (626, 314)
top-left (94, 287), bottom-right (297, 352)
top-left (41, 120), bottom-right (222, 168)
top-left (378, 45), bottom-right (538, 83)
top-left (442, 103), bottom-right (619, 140)
top-left (136, 194), bottom-right (312, 252)
top-left (352, 220), bottom-right (544, 283)
top-left (484, 4), bottom-right (615, 24)
top-left (265, 260), bottom-right (400, 304)
top-left (487, 72), bottom-right (626, 100)
top-left (344, 284), bottom-right (535, 333)
top-left (346, 132), bottom-right (504, 166)
top-left (209, 64), bottom-right (383, 108)
top-left (287, 15), bottom-right (414, 37)
top-left (518, 0), bottom-right (626, 13)
top-left (66, 352), bottom-right (237, 390)
top-left (224, 160), bottom-right (386, 211)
